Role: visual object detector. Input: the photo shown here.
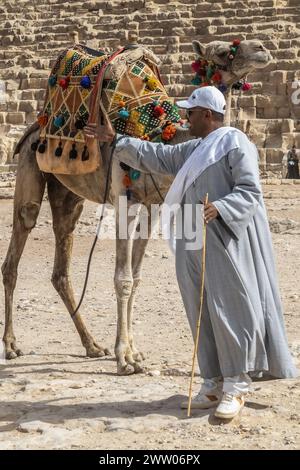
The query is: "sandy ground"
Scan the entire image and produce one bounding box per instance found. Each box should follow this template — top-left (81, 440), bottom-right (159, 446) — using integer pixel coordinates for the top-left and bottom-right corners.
top-left (0, 180), bottom-right (299, 450)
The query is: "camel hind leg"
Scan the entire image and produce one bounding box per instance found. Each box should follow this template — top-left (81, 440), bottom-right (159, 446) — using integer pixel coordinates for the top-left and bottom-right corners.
top-left (47, 177), bottom-right (110, 358)
top-left (2, 131), bottom-right (46, 359)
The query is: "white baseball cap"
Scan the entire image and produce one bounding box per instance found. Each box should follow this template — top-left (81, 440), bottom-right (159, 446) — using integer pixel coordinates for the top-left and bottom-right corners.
top-left (176, 86), bottom-right (226, 115)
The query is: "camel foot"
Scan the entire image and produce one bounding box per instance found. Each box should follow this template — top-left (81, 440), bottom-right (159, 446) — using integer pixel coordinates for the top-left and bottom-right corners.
top-left (4, 341), bottom-right (24, 360)
top-left (117, 363), bottom-right (135, 376)
top-left (85, 341), bottom-right (111, 358)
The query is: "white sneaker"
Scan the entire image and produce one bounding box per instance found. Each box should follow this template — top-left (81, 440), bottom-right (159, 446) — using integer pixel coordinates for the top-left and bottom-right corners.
top-left (181, 392), bottom-right (220, 410)
top-left (214, 392), bottom-right (245, 419)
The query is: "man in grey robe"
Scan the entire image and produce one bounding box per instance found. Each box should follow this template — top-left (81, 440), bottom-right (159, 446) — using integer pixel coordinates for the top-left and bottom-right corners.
top-left (84, 86), bottom-right (298, 419)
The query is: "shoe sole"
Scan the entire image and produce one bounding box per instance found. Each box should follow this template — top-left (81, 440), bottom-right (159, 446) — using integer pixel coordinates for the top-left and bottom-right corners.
top-left (214, 405), bottom-right (244, 419)
top-left (181, 400), bottom-right (220, 410)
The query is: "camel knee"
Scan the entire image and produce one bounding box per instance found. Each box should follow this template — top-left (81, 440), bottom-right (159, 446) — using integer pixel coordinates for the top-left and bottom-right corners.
top-left (19, 201), bottom-right (41, 230)
top-left (51, 272), bottom-right (69, 294)
top-left (1, 258), bottom-right (17, 290)
top-left (114, 278), bottom-right (133, 299)
top-left (132, 278), bottom-right (141, 294)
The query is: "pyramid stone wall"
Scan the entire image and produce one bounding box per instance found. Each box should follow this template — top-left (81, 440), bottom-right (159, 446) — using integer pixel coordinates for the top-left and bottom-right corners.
top-left (0, 0), bottom-right (300, 176)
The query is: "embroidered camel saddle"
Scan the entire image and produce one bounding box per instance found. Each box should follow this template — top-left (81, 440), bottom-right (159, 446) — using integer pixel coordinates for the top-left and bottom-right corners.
top-left (34, 43), bottom-right (181, 175)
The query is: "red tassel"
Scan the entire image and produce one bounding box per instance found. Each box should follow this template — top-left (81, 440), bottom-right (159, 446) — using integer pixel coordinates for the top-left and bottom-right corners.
top-left (233, 39), bottom-right (241, 46)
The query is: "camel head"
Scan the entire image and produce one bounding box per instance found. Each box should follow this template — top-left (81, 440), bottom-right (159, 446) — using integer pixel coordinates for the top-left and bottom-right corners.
top-left (192, 39), bottom-right (273, 89)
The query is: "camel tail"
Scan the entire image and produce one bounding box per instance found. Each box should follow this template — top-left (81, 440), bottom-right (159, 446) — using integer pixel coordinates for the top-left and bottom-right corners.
top-left (12, 121), bottom-right (40, 158)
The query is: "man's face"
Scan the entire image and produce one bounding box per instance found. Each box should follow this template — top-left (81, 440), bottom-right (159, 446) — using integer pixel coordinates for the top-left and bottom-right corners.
top-left (186, 106), bottom-right (214, 138)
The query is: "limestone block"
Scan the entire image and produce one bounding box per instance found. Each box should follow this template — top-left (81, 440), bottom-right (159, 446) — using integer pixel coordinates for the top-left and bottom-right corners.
top-left (291, 108), bottom-right (300, 119)
top-left (277, 83), bottom-right (287, 96)
top-left (21, 90), bottom-right (35, 100)
top-left (282, 134), bottom-right (295, 149)
top-left (19, 100), bottom-right (37, 113)
top-left (264, 107), bottom-right (277, 119)
top-left (281, 119), bottom-right (295, 133)
top-left (273, 95), bottom-right (290, 108)
top-left (265, 134), bottom-right (283, 149)
top-left (5, 80), bottom-right (19, 92)
top-left (7, 102), bottom-right (18, 112)
top-left (250, 132), bottom-right (266, 147)
top-left (270, 71), bottom-right (288, 84)
top-left (256, 108), bottom-right (264, 118)
top-left (238, 96), bottom-right (256, 107)
top-left (240, 107), bottom-right (256, 120)
top-left (266, 148), bottom-right (284, 164)
top-left (277, 107), bottom-right (291, 119)
top-left (256, 95), bottom-right (271, 107)
top-left (6, 112), bottom-right (25, 125)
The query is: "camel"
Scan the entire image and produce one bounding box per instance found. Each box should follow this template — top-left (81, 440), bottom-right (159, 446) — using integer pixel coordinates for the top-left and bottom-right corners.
top-left (1, 38), bottom-right (272, 375)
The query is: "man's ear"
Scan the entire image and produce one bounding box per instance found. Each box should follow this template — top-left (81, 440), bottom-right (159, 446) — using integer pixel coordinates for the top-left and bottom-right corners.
top-left (205, 109), bottom-right (213, 119)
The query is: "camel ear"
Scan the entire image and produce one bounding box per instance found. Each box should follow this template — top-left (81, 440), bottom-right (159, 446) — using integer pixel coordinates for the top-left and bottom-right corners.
top-left (192, 40), bottom-right (206, 57)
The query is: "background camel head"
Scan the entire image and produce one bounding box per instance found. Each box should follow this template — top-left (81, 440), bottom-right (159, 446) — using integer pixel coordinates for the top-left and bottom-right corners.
top-left (192, 39), bottom-right (273, 86)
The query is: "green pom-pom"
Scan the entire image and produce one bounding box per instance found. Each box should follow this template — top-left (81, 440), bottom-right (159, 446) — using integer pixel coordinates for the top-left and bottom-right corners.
top-left (206, 66), bottom-right (213, 79)
top-left (130, 169), bottom-right (141, 181)
top-left (48, 75), bottom-right (57, 87)
top-left (191, 75), bottom-right (201, 85)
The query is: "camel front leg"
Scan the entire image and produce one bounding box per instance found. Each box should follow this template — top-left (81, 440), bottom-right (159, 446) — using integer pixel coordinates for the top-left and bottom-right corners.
top-left (127, 206), bottom-right (154, 365)
top-left (114, 203), bottom-right (145, 375)
top-left (48, 178), bottom-right (110, 358)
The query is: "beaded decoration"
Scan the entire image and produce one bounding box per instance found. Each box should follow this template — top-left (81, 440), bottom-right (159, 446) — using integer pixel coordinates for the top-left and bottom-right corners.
top-left (191, 39), bottom-right (252, 93)
top-left (101, 59), bottom-right (181, 141)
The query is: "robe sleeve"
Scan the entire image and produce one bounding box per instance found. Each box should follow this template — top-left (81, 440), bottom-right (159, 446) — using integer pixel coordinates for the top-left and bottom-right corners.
top-left (113, 134), bottom-right (199, 176)
top-left (212, 144), bottom-right (262, 240)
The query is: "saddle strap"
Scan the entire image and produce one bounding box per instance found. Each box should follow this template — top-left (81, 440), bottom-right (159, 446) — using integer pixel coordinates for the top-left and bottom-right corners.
top-left (88, 47), bottom-right (125, 126)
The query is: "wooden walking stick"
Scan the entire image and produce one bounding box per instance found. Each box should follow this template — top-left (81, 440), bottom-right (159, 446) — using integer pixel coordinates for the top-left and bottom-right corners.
top-left (187, 193), bottom-right (209, 418)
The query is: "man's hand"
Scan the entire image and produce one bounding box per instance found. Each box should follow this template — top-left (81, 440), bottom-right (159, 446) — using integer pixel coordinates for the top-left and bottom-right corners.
top-left (204, 202), bottom-right (219, 224)
top-left (84, 114), bottom-right (116, 143)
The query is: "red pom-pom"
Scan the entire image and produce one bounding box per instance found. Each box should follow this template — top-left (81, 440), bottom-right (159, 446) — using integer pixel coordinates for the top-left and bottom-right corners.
top-left (123, 174), bottom-right (131, 187)
top-left (153, 105), bottom-right (165, 118)
top-left (233, 39), bottom-right (241, 46)
top-left (212, 72), bottom-right (222, 82)
top-left (59, 77), bottom-right (70, 90)
top-left (242, 82), bottom-right (252, 91)
top-left (191, 61), bottom-right (201, 73)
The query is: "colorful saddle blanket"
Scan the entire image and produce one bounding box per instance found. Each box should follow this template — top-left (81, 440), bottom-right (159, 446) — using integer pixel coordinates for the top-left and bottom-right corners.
top-left (35, 44), bottom-right (181, 175)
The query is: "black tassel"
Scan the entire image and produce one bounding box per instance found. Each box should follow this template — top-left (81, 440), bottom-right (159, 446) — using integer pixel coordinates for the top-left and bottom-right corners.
top-left (126, 188), bottom-right (131, 200)
top-left (55, 140), bottom-right (63, 157)
top-left (31, 139), bottom-right (40, 151)
top-left (81, 145), bottom-right (89, 161)
top-left (69, 142), bottom-right (78, 160)
top-left (37, 139), bottom-right (47, 154)
top-left (120, 162), bottom-right (130, 172)
top-left (75, 118), bottom-right (85, 130)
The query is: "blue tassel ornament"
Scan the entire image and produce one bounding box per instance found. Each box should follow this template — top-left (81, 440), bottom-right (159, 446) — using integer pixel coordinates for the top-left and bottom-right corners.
top-left (80, 75), bottom-right (91, 89)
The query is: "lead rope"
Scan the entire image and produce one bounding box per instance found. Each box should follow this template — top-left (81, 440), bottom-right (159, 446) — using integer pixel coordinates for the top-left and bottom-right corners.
top-left (71, 138), bottom-right (116, 319)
